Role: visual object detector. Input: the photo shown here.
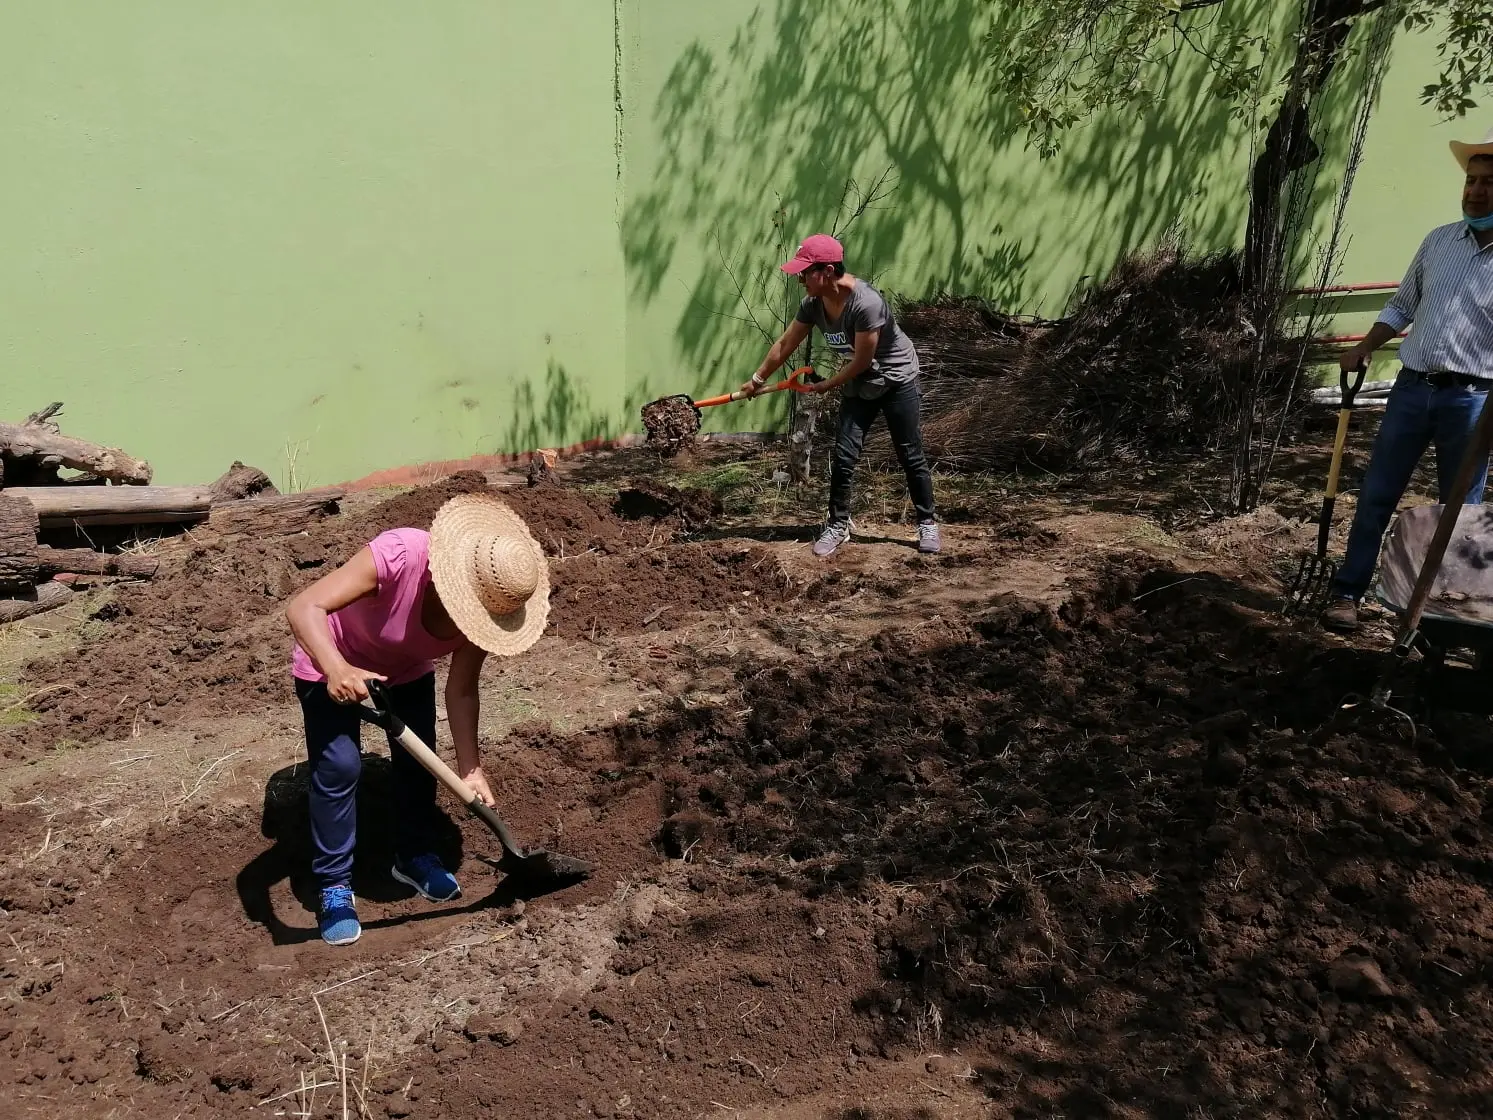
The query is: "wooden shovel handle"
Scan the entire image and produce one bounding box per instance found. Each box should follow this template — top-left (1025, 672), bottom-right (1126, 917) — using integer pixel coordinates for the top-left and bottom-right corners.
top-left (358, 681), bottom-right (526, 857)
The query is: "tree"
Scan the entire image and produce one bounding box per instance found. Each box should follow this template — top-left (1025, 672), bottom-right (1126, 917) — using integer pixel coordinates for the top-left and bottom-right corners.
top-left (988, 0), bottom-right (1492, 291)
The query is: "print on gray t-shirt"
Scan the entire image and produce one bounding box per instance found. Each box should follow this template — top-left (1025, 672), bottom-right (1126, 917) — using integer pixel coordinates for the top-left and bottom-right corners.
top-left (795, 280), bottom-right (920, 399)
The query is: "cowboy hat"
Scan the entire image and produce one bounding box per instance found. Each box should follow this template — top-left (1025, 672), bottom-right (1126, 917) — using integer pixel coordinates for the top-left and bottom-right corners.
top-left (1451, 126), bottom-right (1493, 171)
top-left (429, 493), bottom-right (550, 656)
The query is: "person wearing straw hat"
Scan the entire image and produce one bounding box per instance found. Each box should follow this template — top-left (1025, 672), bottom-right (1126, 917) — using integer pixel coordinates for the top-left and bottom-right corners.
top-left (1320, 127), bottom-right (1493, 634)
top-left (285, 493), bottom-right (549, 945)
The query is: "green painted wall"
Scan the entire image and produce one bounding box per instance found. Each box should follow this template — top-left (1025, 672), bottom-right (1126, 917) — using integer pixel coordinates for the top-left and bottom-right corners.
top-left (0, 2), bottom-right (626, 488)
top-left (1302, 30), bottom-right (1477, 377)
top-left (0, 3), bottom-right (1472, 483)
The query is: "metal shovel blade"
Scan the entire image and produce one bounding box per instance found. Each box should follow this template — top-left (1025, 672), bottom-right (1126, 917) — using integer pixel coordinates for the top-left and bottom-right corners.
top-left (356, 682), bottom-right (594, 885)
top-left (468, 796), bottom-right (594, 882)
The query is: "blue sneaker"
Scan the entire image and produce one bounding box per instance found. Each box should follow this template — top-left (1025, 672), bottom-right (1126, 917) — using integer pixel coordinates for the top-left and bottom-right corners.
top-left (391, 854), bottom-right (461, 903)
top-left (318, 885), bottom-right (361, 946)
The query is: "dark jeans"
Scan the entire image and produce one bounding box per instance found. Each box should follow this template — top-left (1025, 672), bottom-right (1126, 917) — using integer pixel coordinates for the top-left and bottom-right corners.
top-left (1331, 368), bottom-right (1490, 601)
top-left (830, 379), bottom-right (936, 525)
top-left (295, 673), bottom-right (439, 890)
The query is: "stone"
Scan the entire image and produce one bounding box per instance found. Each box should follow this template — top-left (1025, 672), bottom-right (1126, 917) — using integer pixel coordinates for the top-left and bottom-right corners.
top-left (1326, 954), bottom-right (1393, 1000)
top-left (464, 1012), bottom-right (524, 1046)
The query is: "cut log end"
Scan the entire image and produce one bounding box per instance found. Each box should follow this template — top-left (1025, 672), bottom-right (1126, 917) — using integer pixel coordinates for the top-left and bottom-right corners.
top-left (209, 462), bottom-right (280, 502)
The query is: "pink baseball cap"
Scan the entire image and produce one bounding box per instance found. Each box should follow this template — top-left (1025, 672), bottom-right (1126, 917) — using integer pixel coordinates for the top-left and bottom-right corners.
top-left (780, 233), bottom-right (844, 275)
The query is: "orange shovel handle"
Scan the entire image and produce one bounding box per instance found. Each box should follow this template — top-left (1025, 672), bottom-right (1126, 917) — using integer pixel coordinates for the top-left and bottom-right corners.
top-left (693, 366), bottom-right (817, 409)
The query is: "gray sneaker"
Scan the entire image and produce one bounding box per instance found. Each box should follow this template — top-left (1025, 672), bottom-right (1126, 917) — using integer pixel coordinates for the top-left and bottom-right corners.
top-left (917, 521), bottom-right (942, 554)
top-left (812, 521), bottom-right (851, 557)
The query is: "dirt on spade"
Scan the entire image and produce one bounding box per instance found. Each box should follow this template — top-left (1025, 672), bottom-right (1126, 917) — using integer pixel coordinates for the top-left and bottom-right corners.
top-left (640, 396), bottom-right (702, 458)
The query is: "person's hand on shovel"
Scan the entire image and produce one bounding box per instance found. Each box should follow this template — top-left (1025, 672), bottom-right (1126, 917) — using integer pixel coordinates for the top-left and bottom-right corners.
top-left (738, 373), bottom-right (767, 398)
top-left (326, 664), bottom-right (388, 705)
top-left (460, 764), bottom-right (496, 807)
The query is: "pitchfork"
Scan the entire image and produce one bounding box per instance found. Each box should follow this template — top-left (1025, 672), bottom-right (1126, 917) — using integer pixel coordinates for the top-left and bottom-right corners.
top-left (1283, 359), bottom-right (1367, 615)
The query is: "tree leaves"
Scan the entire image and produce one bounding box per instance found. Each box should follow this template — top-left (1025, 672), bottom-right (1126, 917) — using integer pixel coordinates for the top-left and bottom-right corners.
top-left (988, 0), bottom-right (1491, 160)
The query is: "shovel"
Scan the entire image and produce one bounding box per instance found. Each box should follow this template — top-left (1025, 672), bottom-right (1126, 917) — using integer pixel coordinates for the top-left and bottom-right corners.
top-left (1283, 359), bottom-right (1368, 615)
top-left (355, 680), bottom-right (593, 882)
top-left (641, 366), bottom-right (822, 444)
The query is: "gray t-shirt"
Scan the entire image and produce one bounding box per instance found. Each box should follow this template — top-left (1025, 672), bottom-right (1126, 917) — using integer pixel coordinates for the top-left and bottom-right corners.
top-left (795, 279), bottom-right (920, 399)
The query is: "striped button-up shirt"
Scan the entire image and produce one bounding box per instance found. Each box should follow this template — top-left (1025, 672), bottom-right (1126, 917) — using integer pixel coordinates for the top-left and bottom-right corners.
top-left (1379, 221), bottom-right (1493, 377)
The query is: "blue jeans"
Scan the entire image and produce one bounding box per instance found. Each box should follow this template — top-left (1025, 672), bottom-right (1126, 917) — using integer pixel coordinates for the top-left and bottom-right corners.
top-left (295, 674), bottom-right (439, 889)
top-left (1331, 369), bottom-right (1490, 601)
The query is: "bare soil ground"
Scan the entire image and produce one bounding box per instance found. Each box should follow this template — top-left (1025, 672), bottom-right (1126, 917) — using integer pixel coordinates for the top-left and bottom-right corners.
top-left (3, 422), bottom-right (1492, 1119)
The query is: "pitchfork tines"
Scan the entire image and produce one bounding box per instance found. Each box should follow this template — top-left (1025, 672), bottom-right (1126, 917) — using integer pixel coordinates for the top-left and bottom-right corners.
top-left (1284, 552), bottom-right (1336, 616)
top-left (1281, 360), bottom-right (1366, 618)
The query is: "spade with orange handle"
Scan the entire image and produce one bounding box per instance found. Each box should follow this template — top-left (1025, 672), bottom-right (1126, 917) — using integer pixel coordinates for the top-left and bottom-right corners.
top-left (641, 366), bottom-right (823, 441)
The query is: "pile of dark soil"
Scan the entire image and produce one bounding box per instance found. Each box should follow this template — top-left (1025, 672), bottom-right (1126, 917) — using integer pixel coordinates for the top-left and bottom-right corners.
top-left (885, 243), bottom-right (1308, 473)
top-left (2, 472), bottom-right (756, 754)
top-left (622, 567), bottom-right (1493, 1115)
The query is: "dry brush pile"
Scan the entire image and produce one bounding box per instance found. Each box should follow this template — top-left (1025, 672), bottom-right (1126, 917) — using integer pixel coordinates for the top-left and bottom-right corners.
top-left (870, 242), bottom-right (1315, 474)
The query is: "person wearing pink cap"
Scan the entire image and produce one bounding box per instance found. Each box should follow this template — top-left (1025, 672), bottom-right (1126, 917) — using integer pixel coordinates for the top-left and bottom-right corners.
top-left (740, 233), bottom-right (940, 556)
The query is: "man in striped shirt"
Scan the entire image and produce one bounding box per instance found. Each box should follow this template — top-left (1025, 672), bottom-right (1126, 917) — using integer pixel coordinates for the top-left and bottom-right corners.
top-left (1322, 129), bottom-right (1493, 633)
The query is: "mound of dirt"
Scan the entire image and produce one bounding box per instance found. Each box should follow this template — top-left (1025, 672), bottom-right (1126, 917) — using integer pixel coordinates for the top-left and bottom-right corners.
top-left (886, 242), bottom-right (1307, 473)
top-left (2, 473), bottom-right (755, 753)
top-left (613, 567), bottom-right (1493, 1115)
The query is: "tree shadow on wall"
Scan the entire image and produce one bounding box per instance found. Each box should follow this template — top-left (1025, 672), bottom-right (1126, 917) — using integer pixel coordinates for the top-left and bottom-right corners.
top-left (623, 0), bottom-right (1376, 402)
top-left (500, 359), bottom-right (653, 453)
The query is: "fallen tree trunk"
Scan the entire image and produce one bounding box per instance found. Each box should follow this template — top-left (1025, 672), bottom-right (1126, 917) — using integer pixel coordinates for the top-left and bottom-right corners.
top-left (206, 488), bottom-right (344, 537)
top-left (35, 547), bottom-right (158, 578)
top-left (0, 422), bottom-right (152, 485)
top-left (0, 580), bottom-right (72, 625)
top-left (5, 485), bottom-right (211, 528)
top-left (0, 496), bottom-right (39, 593)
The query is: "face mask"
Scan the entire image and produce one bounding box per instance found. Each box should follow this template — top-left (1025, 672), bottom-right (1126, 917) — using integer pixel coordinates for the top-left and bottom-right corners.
top-left (1466, 211), bottom-right (1493, 232)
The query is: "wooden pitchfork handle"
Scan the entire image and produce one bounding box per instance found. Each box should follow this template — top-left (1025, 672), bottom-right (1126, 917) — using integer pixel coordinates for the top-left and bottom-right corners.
top-left (1314, 359), bottom-right (1368, 558)
top-left (692, 366), bottom-right (821, 409)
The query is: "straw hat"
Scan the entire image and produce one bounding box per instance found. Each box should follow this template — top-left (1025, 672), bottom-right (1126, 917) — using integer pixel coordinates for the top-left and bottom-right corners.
top-left (1451, 126), bottom-right (1493, 171)
top-left (429, 494), bottom-right (550, 656)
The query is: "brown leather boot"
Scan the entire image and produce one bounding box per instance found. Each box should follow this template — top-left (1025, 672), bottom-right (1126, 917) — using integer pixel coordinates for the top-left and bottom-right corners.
top-left (1319, 597), bottom-right (1360, 634)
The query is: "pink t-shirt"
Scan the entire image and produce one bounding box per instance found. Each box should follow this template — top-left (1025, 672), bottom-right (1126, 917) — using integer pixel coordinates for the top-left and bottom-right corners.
top-left (291, 528), bottom-right (466, 686)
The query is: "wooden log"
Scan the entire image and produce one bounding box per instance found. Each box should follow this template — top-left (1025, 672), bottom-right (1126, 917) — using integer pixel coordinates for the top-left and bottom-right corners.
top-left (207, 488), bottom-right (344, 537)
top-left (210, 461), bottom-right (280, 502)
top-left (5, 485), bottom-right (211, 528)
top-left (0, 580), bottom-right (72, 625)
top-left (0, 496), bottom-right (39, 593)
top-left (35, 547), bottom-right (158, 579)
top-left (0, 421), bottom-right (152, 485)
